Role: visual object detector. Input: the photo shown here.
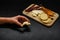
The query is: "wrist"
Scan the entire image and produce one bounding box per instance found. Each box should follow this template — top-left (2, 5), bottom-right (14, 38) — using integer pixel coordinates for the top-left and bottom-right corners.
top-left (5, 17), bottom-right (13, 23)
top-left (5, 18), bottom-right (12, 23)
top-left (0, 17), bottom-right (11, 24)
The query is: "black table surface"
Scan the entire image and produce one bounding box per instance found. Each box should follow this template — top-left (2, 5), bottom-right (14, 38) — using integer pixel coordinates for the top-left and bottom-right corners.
top-left (0, 0), bottom-right (60, 40)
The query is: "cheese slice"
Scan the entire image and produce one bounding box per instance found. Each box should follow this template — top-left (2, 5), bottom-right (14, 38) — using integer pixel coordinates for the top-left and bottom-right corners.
top-left (31, 12), bottom-right (37, 17)
top-left (38, 13), bottom-right (48, 20)
top-left (32, 10), bottom-right (44, 15)
top-left (31, 10), bottom-right (39, 16)
top-left (42, 18), bottom-right (52, 24)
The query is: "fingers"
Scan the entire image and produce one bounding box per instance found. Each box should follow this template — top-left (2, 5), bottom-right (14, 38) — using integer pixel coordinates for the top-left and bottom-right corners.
top-left (17, 15), bottom-right (30, 23)
top-left (15, 20), bottom-right (23, 27)
top-left (14, 15), bottom-right (30, 27)
top-left (22, 16), bottom-right (30, 22)
top-left (11, 15), bottom-right (30, 27)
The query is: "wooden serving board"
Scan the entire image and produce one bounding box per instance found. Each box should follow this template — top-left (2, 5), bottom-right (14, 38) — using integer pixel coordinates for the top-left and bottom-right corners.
top-left (23, 4), bottom-right (59, 27)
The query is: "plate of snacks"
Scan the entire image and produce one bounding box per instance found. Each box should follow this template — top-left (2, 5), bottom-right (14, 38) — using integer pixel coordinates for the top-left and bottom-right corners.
top-left (23, 4), bottom-right (59, 27)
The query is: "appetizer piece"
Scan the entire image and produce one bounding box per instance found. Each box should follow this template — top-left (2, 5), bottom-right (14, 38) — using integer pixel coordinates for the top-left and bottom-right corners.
top-left (22, 21), bottom-right (31, 26)
top-left (42, 18), bottom-right (52, 24)
top-left (38, 12), bottom-right (48, 21)
top-left (25, 4), bottom-right (39, 12)
top-left (40, 6), bottom-right (54, 16)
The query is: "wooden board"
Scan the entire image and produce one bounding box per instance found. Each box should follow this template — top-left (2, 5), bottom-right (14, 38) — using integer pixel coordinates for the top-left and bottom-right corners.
top-left (22, 4), bottom-right (59, 27)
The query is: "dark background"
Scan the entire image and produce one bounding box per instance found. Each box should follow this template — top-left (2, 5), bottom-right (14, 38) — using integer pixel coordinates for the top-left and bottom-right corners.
top-left (0, 0), bottom-right (60, 40)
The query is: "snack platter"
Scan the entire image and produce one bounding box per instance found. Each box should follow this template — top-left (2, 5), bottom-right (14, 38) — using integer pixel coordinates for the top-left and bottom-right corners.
top-left (23, 4), bottom-right (59, 27)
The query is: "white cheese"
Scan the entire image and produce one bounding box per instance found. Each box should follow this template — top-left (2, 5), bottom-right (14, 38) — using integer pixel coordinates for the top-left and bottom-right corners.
top-left (22, 22), bottom-right (31, 26)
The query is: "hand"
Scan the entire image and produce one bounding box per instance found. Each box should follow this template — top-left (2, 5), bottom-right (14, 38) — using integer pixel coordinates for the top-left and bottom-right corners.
top-left (9, 15), bottom-right (30, 27)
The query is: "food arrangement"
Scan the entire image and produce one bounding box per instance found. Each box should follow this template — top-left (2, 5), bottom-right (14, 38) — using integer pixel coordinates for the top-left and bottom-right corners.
top-left (23, 4), bottom-right (59, 27)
